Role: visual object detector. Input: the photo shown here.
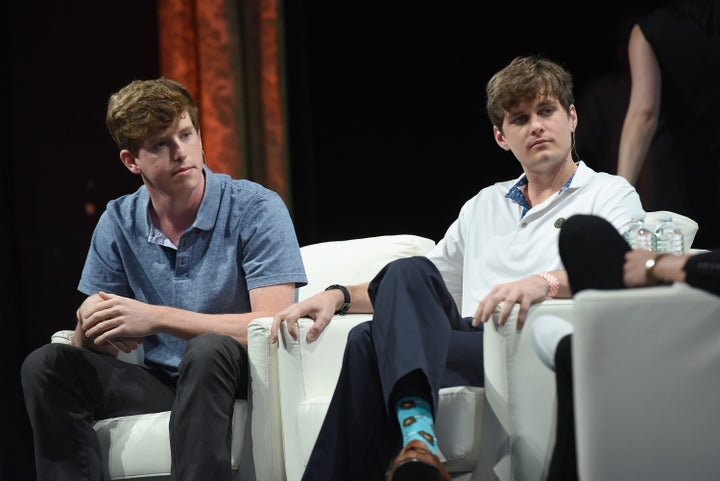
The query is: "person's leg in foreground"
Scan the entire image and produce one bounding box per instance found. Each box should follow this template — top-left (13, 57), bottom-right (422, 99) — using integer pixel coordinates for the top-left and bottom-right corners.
top-left (542, 214), bottom-right (629, 481)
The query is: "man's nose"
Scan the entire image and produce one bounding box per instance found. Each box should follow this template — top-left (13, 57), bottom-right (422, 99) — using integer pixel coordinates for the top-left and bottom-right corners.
top-left (172, 140), bottom-right (187, 160)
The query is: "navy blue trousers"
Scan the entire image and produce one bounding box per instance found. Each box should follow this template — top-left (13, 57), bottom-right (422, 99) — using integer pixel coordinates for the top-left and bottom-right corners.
top-left (301, 256), bottom-right (484, 481)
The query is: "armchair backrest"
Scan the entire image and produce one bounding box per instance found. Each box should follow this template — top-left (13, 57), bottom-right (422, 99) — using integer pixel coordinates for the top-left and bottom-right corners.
top-left (572, 283), bottom-right (720, 480)
top-left (298, 234), bottom-right (437, 300)
top-left (645, 210), bottom-right (699, 251)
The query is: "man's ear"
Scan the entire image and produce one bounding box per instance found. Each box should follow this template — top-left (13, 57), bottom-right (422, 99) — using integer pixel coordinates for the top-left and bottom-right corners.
top-left (119, 150), bottom-right (141, 174)
top-left (493, 126), bottom-right (511, 151)
top-left (198, 134), bottom-right (206, 164)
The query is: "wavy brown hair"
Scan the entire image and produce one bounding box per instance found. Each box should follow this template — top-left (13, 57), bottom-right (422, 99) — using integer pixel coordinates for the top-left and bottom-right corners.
top-left (106, 78), bottom-right (200, 155)
top-left (485, 56), bottom-right (574, 132)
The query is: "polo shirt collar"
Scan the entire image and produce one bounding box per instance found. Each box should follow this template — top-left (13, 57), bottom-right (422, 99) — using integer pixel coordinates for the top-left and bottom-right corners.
top-left (141, 164), bottom-right (220, 244)
top-left (505, 160), bottom-right (589, 216)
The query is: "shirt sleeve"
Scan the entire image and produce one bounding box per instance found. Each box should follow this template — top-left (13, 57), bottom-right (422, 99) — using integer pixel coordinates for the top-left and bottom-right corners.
top-left (77, 211), bottom-right (134, 297)
top-left (239, 189), bottom-right (308, 290)
top-left (684, 251), bottom-right (720, 296)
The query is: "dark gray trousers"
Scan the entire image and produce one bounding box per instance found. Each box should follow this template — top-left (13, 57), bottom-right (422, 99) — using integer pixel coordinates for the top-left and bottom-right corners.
top-left (21, 332), bottom-right (247, 481)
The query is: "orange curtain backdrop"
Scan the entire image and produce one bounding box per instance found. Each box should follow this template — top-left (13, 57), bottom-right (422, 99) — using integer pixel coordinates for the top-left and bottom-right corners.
top-left (156, 0), bottom-right (290, 205)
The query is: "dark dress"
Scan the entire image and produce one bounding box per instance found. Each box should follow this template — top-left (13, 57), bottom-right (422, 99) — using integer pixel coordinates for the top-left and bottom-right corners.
top-left (638, 8), bottom-right (720, 249)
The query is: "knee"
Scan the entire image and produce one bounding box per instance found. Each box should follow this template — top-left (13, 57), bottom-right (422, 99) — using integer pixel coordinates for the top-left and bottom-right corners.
top-left (347, 321), bottom-right (372, 342)
top-left (383, 256), bottom-right (436, 276)
top-left (185, 332), bottom-right (231, 354)
top-left (370, 256), bottom-right (439, 295)
top-left (21, 343), bottom-right (75, 391)
top-left (345, 322), bottom-right (375, 359)
top-left (180, 333), bottom-right (246, 377)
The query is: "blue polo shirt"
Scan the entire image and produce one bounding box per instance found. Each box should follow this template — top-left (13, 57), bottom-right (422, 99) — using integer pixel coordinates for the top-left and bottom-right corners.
top-left (78, 166), bottom-right (307, 376)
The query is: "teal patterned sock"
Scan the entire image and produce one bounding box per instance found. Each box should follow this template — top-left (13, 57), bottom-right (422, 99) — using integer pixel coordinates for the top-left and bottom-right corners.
top-left (395, 396), bottom-right (439, 454)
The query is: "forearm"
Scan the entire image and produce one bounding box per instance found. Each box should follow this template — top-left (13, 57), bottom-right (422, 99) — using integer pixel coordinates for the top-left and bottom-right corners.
top-left (153, 306), bottom-right (272, 345)
top-left (325, 283), bottom-right (374, 314)
top-left (650, 254), bottom-right (689, 284)
top-left (617, 111), bottom-right (656, 183)
top-left (618, 24), bottom-right (660, 184)
top-left (547, 269), bottom-right (571, 299)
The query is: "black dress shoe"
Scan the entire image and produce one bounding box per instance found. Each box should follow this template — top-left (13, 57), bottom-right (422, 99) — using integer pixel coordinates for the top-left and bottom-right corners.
top-left (386, 440), bottom-right (451, 481)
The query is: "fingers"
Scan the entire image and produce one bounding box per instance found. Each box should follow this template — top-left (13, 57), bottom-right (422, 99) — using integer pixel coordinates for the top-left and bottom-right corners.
top-left (270, 314), bottom-right (283, 343)
top-left (472, 292), bottom-right (500, 327)
top-left (271, 314), bottom-right (295, 343)
top-left (270, 311), bottom-right (306, 343)
top-left (270, 314), bottom-right (332, 344)
top-left (98, 291), bottom-right (116, 301)
top-left (515, 298), bottom-right (532, 330)
top-left (305, 316), bottom-right (331, 343)
top-left (106, 337), bottom-right (139, 354)
top-left (496, 299), bottom-right (516, 326)
top-left (286, 317), bottom-right (302, 342)
top-left (473, 292), bottom-right (529, 329)
top-left (96, 341), bottom-right (119, 356)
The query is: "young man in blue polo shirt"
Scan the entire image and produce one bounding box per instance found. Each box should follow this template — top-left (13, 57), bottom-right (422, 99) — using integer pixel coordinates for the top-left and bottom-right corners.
top-left (21, 78), bottom-right (307, 481)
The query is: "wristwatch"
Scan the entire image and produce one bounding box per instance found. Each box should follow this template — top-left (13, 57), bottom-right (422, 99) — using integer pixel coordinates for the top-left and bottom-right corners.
top-left (644, 254), bottom-right (668, 286)
top-left (325, 284), bottom-right (351, 315)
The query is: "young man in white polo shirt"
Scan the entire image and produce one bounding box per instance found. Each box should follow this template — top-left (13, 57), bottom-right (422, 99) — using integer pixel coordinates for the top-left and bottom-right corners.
top-left (273, 55), bottom-right (644, 481)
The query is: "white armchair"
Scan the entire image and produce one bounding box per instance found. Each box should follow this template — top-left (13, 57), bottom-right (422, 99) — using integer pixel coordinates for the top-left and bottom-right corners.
top-left (572, 282), bottom-right (720, 481)
top-left (250, 231), bottom-right (584, 481)
top-left (250, 234), bottom-right (491, 481)
top-left (253, 213), bottom-right (700, 481)
top-left (481, 210), bottom-right (702, 481)
top-left (260, 234), bottom-right (582, 481)
top-left (482, 299), bottom-right (576, 481)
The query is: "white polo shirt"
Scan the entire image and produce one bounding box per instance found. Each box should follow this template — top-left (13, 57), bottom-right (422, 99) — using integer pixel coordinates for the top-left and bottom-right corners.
top-left (426, 161), bottom-right (644, 317)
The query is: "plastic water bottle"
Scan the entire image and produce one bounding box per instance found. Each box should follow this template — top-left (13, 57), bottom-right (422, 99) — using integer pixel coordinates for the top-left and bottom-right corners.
top-left (620, 215), bottom-right (656, 251)
top-left (653, 213), bottom-right (685, 255)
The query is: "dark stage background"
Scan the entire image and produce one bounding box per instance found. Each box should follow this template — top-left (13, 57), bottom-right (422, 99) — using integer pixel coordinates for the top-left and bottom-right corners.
top-left (3, 1), bottom-right (665, 479)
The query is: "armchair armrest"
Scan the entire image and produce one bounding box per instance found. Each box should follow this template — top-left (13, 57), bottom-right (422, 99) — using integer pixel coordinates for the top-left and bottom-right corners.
top-left (277, 314), bottom-right (373, 481)
top-left (50, 329), bottom-right (144, 365)
top-left (247, 317), bottom-right (286, 481)
top-left (483, 299), bottom-right (575, 481)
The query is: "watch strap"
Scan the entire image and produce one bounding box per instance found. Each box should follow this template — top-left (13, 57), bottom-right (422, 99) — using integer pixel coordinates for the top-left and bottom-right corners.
top-left (325, 284), bottom-right (351, 315)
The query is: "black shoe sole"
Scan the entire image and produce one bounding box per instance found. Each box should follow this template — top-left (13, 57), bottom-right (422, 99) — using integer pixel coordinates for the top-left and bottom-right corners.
top-left (391, 458), bottom-right (441, 481)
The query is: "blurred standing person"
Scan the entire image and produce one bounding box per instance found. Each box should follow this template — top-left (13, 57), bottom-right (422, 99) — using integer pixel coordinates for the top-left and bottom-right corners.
top-left (574, 14), bottom-right (635, 176)
top-left (616, 0), bottom-right (720, 248)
